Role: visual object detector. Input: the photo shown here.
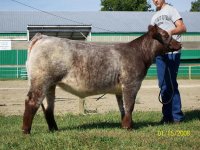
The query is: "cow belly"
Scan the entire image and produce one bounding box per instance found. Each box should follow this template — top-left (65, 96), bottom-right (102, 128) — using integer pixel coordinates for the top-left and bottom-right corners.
top-left (57, 74), bottom-right (122, 98)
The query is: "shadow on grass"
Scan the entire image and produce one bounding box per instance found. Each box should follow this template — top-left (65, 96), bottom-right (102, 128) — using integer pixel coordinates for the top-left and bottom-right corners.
top-left (59, 121), bottom-right (160, 131)
top-left (184, 109), bottom-right (200, 122)
top-left (77, 122), bottom-right (120, 130)
top-left (59, 110), bottom-right (200, 131)
top-left (59, 122), bottom-right (120, 131)
top-left (59, 120), bottom-right (160, 131)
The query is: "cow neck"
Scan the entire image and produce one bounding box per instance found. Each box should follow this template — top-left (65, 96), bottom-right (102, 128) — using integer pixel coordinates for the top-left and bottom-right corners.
top-left (130, 33), bottom-right (155, 69)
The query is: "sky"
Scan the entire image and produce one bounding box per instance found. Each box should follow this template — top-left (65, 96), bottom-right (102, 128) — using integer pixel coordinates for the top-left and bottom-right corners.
top-left (0, 0), bottom-right (195, 12)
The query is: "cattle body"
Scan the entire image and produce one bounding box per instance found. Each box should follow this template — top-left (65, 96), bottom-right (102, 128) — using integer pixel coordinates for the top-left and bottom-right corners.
top-left (22, 25), bottom-right (181, 134)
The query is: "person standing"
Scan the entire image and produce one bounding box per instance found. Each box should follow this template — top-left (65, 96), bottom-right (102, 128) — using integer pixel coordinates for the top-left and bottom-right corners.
top-left (151, 0), bottom-right (187, 123)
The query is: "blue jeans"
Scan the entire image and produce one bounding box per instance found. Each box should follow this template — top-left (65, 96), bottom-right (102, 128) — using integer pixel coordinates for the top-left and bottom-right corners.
top-left (156, 53), bottom-right (184, 122)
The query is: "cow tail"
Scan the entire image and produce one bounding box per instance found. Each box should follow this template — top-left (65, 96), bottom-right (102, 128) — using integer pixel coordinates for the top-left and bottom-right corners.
top-left (26, 33), bottom-right (43, 84)
top-left (28, 33), bottom-right (43, 54)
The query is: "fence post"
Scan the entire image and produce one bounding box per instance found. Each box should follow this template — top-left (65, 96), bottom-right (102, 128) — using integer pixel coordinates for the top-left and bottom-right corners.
top-left (17, 50), bottom-right (19, 78)
top-left (79, 98), bottom-right (85, 114)
top-left (189, 66), bottom-right (191, 80)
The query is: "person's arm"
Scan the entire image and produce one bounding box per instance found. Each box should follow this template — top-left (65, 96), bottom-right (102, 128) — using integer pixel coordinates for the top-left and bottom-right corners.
top-left (168, 19), bottom-right (187, 36)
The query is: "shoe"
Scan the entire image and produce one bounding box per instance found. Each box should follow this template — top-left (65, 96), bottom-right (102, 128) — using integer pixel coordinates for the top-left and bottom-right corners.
top-left (173, 120), bottom-right (182, 124)
top-left (159, 118), bottom-right (181, 125)
top-left (159, 118), bottom-right (173, 125)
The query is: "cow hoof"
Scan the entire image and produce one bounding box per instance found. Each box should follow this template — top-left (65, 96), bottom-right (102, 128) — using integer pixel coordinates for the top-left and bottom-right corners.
top-left (22, 126), bottom-right (31, 134)
top-left (122, 121), bottom-right (133, 129)
top-left (49, 127), bottom-right (58, 132)
top-left (122, 124), bottom-right (133, 130)
top-left (122, 116), bottom-right (133, 130)
top-left (22, 129), bottom-right (31, 134)
top-left (122, 120), bottom-right (133, 130)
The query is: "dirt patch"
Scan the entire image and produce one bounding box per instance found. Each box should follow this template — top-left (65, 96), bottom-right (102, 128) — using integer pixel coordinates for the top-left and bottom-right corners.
top-left (0, 80), bottom-right (199, 116)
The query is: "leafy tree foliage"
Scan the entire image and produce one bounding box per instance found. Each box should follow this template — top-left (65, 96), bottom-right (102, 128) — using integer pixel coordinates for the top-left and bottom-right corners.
top-left (191, 0), bottom-right (200, 11)
top-left (101, 0), bottom-right (151, 11)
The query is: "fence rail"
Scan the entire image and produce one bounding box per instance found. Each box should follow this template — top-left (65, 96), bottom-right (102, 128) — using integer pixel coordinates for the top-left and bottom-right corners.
top-left (0, 66), bottom-right (27, 79)
top-left (146, 65), bottom-right (200, 79)
top-left (0, 65), bottom-right (200, 80)
top-left (0, 50), bottom-right (200, 79)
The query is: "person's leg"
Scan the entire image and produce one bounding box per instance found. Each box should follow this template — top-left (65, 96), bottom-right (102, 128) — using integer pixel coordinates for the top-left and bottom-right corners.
top-left (167, 53), bottom-right (184, 122)
top-left (156, 55), bottom-right (173, 122)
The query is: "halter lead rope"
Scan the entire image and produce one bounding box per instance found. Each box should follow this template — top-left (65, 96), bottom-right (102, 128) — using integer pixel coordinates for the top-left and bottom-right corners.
top-left (96, 94), bottom-right (106, 101)
top-left (158, 53), bottom-right (175, 105)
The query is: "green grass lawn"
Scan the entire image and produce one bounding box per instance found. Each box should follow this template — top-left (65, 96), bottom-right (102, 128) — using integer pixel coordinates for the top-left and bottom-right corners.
top-left (0, 110), bottom-right (199, 150)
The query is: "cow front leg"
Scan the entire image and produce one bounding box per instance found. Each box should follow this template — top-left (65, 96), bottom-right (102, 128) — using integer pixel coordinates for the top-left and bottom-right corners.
top-left (121, 85), bottom-right (139, 130)
top-left (116, 94), bottom-right (125, 120)
top-left (22, 89), bottom-right (45, 134)
top-left (44, 85), bottom-right (58, 131)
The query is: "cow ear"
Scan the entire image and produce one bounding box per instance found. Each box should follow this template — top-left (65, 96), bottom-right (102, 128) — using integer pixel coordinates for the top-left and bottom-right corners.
top-left (148, 25), bottom-right (154, 31)
top-left (148, 25), bottom-right (158, 38)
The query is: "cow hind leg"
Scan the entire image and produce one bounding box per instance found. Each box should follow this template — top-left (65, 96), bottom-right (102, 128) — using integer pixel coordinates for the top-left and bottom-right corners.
top-left (22, 87), bottom-right (45, 134)
top-left (44, 85), bottom-right (58, 131)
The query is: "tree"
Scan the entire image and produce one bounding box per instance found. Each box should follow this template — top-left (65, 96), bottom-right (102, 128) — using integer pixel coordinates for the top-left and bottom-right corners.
top-left (191, 0), bottom-right (200, 12)
top-left (101, 0), bottom-right (151, 11)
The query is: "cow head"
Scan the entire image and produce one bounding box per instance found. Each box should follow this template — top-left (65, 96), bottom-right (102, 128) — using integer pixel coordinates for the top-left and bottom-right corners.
top-left (148, 25), bottom-right (182, 54)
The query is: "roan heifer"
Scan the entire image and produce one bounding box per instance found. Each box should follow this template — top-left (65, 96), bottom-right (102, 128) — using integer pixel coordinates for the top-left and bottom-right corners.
top-left (22, 25), bottom-right (181, 134)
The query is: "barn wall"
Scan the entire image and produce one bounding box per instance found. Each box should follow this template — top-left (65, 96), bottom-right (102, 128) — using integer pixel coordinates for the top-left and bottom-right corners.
top-left (1, 32), bottom-right (200, 50)
top-left (89, 32), bottom-right (200, 50)
top-left (0, 33), bottom-right (200, 79)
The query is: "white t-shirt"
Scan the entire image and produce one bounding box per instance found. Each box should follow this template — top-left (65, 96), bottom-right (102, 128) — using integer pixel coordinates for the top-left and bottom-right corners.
top-left (151, 4), bottom-right (182, 42)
